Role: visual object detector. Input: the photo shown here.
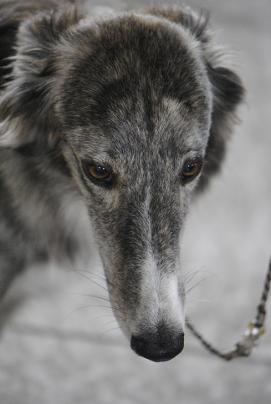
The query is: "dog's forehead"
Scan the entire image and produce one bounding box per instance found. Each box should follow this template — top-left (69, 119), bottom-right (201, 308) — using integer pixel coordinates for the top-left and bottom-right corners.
top-left (68, 96), bottom-right (206, 170)
top-left (62, 15), bottom-right (211, 158)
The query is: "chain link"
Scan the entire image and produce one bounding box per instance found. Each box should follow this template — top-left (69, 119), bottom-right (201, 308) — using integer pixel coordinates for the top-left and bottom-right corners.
top-left (186, 258), bottom-right (271, 361)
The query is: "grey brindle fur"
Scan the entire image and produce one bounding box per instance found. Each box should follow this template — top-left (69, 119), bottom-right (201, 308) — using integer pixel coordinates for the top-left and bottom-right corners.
top-left (0, 0), bottom-right (244, 361)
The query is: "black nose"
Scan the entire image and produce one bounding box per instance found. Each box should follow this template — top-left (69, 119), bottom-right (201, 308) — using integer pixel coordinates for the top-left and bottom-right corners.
top-left (130, 331), bottom-right (184, 362)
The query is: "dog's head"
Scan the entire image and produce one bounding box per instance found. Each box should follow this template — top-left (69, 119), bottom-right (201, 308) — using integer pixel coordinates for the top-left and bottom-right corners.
top-left (0, 5), bottom-right (244, 361)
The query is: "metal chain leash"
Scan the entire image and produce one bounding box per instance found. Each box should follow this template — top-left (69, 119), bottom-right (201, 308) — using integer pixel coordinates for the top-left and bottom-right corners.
top-left (186, 258), bottom-right (271, 361)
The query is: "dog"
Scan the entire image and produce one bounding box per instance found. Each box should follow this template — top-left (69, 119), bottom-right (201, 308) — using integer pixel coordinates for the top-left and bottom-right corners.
top-left (0, 0), bottom-right (244, 362)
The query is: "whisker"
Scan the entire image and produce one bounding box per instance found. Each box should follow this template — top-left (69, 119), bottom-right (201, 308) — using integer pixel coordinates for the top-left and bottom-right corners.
top-left (74, 271), bottom-right (108, 292)
top-left (186, 297), bottom-right (215, 303)
top-left (91, 313), bottom-right (116, 322)
top-left (80, 270), bottom-right (115, 289)
top-left (74, 268), bottom-right (116, 291)
top-left (186, 298), bottom-right (215, 308)
top-left (184, 272), bottom-right (200, 288)
top-left (75, 299), bottom-right (123, 314)
top-left (184, 269), bottom-right (215, 295)
top-left (183, 269), bottom-right (201, 282)
top-left (101, 319), bottom-right (119, 328)
top-left (79, 294), bottom-right (110, 303)
top-left (72, 304), bottom-right (113, 312)
top-left (101, 326), bottom-right (122, 336)
top-left (78, 270), bottom-right (107, 282)
top-left (185, 278), bottom-right (207, 295)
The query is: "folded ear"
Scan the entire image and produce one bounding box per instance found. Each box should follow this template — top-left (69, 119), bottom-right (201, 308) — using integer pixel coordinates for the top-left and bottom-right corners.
top-left (144, 6), bottom-right (245, 190)
top-left (0, 6), bottom-right (82, 148)
top-left (201, 63), bottom-right (244, 190)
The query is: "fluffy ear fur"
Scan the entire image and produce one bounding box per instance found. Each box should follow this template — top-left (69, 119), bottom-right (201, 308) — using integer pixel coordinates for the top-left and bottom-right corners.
top-left (144, 5), bottom-right (245, 190)
top-left (201, 63), bottom-right (244, 190)
top-left (0, 5), bottom-right (82, 148)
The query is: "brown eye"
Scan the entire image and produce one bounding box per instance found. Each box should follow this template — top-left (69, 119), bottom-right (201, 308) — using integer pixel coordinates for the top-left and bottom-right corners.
top-left (89, 164), bottom-right (112, 180)
top-left (180, 158), bottom-right (203, 184)
top-left (82, 160), bottom-right (115, 187)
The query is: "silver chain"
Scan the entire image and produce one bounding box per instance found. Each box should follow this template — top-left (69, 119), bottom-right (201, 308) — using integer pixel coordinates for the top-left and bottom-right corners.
top-left (186, 258), bottom-right (271, 361)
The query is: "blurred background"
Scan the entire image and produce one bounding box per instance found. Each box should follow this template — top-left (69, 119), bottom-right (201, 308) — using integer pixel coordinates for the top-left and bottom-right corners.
top-left (0, 0), bottom-right (271, 403)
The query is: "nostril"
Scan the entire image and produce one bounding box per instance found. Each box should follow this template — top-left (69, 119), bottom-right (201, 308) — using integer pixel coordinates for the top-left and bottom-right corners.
top-left (130, 335), bottom-right (145, 353)
top-left (179, 331), bottom-right (185, 353)
top-left (130, 331), bottom-right (184, 362)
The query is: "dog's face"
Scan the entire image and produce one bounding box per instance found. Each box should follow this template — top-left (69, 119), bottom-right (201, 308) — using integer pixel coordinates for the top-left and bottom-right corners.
top-left (60, 16), bottom-right (212, 360)
top-left (0, 6), bottom-right (244, 361)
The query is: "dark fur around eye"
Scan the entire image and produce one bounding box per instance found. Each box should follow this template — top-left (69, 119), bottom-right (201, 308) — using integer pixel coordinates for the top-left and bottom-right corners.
top-left (81, 160), bottom-right (116, 189)
top-left (180, 158), bottom-right (203, 185)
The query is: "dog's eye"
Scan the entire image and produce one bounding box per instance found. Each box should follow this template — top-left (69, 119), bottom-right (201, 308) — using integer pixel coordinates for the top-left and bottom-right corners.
top-left (89, 164), bottom-right (112, 181)
top-left (82, 160), bottom-right (114, 186)
top-left (180, 158), bottom-right (203, 184)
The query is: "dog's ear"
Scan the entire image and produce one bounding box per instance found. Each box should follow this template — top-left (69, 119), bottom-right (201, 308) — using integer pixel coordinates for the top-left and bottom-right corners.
top-left (144, 6), bottom-right (245, 190)
top-left (201, 63), bottom-right (244, 190)
top-left (0, 6), bottom-right (83, 148)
